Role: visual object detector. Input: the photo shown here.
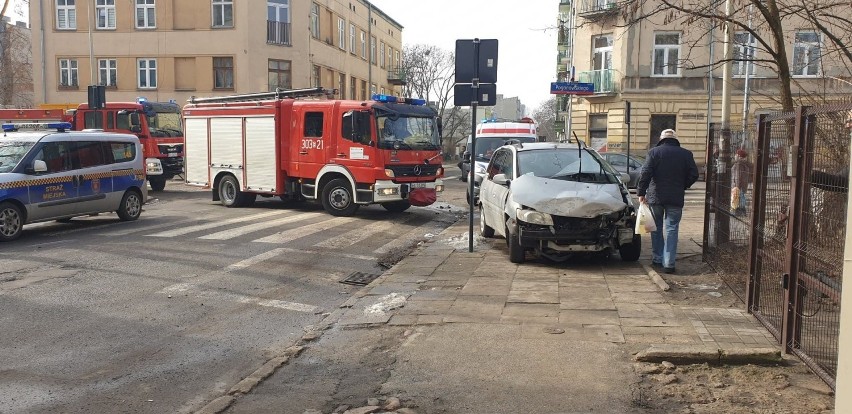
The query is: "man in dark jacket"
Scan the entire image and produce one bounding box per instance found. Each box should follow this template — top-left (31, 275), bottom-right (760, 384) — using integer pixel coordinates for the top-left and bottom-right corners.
top-left (637, 129), bottom-right (700, 274)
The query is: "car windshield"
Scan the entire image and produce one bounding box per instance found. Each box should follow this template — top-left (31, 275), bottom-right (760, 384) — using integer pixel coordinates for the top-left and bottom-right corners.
top-left (473, 137), bottom-right (536, 161)
top-left (518, 148), bottom-right (620, 184)
top-left (0, 141), bottom-right (35, 173)
top-left (377, 115), bottom-right (440, 150)
top-left (147, 110), bottom-right (183, 137)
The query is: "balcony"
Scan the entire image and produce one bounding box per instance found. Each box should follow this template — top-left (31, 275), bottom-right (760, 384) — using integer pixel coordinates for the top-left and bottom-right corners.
top-left (267, 20), bottom-right (291, 46)
top-left (577, 0), bottom-right (620, 19)
top-left (387, 66), bottom-right (407, 85)
top-left (577, 69), bottom-right (619, 95)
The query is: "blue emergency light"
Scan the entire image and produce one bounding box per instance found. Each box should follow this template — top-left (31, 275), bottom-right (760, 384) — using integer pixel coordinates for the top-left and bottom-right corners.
top-left (372, 94), bottom-right (426, 106)
top-left (2, 122), bottom-right (72, 132)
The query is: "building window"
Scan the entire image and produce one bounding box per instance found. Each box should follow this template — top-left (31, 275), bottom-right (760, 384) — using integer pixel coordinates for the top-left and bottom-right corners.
top-left (349, 23), bottom-right (356, 54)
top-left (213, 57), bottom-right (234, 89)
top-left (135, 0), bottom-right (156, 29)
top-left (98, 59), bottom-right (117, 87)
top-left (653, 32), bottom-right (680, 76)
top-left (56, 0), bottom-right (76, 30)
top-left (310, 3), bottom-right (320, 39)
top-left (361, 79), bottom-right (367, 100)
top-left (792, 31), bottom-right (821, 77)
top-left (96, 0), bottom-right (116, 29)
top-left (395, 50), bottom-right (400, 68)
top-left (380, 41), bottom-right (385, 68)
top-left (59, 59), bottom-right (78, 87)
top-left (137, 58), bottom-right (157, 89)
top-left (337, 17), bottom-right (346, 50)
top-left (268, 59), bottom-right (292, 90)
top-left (592, 34), bottom-right (613, 70)
top-left (350, 76), bottom-right (356, 100)
top-left (267, 0), bottom-right (291, 45)
top-left (338, 73), bottom-right (346, 99)
top-left (588, 114), bottom-right (607, 151)
top-left (370, 36), bottom-right (377, 64)
top-left (312, 65), bottom-right (321, 87)
top-left (733, 32), bottom-right (756, 77)
top-left (212, 0), bottom-right (233, 28)
top-left (360, 31), bottom-right (366, 59)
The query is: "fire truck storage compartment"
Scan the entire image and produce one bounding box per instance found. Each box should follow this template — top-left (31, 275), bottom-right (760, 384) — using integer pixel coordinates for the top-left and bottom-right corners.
top-left (244, 117), bottom-right (277, 192)
top-left (184, 117), bottom-right (209, 186)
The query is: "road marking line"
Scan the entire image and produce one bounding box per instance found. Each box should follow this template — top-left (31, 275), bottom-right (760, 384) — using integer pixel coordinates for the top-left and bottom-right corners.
top-left (226, 248), bottom-right (288, 271)
top-left (373, 220), bottom-right (445, 255)
top-left (147, 210), bottom-right (284, 237)
top-left (253, 216), bottom-right (358, 244)
top-left (98, 217), bottom-right (201, 236)
top-left (159, 282), bottom-right (319, 313)
top-left (200, 212), bottom-right (323, 240)
top-left (314, 215), bottom-right (416, 249)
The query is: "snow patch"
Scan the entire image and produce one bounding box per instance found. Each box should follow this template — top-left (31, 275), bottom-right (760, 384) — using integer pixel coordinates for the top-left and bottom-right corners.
top-left (365, 293), bottom-right (409, 315)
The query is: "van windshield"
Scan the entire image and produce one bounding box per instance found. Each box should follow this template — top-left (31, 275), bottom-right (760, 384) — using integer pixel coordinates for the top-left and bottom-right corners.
top-left (473, 136), bottom-right (536, 161)
top-left (376, 115), bottom-right (440, 151)
top-left (0, 141), bottom-right (35, 173)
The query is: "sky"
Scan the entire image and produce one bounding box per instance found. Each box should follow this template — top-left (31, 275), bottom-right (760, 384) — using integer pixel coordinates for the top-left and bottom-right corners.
top-left (368, 0), bottom-right (559, 113)
top-left (7, 0), bottom-right (27, 23)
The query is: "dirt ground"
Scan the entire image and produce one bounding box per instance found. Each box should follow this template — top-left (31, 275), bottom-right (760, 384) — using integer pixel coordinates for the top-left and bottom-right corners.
top-left (631, 254), bottom-right (837, 413)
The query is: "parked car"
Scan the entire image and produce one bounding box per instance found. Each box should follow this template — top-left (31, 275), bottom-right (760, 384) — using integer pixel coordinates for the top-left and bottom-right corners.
top-left (601, 152), bottom-right (645, 188)
top-left (478, 142), bottom-right (640, 264)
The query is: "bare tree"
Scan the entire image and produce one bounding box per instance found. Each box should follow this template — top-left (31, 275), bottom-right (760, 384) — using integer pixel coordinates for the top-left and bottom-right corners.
top-left (531, 97), bottom-right (558, 142)
top-left (440, 106), bottom-right (472, 156)
top-left (0, 3), bottom-right (33, 108)
top-left (621, 0), bottom-right (852, 112)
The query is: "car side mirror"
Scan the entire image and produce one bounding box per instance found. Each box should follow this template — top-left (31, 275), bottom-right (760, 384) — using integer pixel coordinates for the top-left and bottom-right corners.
top-left (33, 159), bottom-right (47, 173)
top-left (621, 173), bottom-right (631, 184)
top-left (493, 173), bottom-right (510, 187)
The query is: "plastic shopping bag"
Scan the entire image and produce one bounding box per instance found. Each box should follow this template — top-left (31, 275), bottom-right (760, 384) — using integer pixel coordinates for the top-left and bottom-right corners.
top-left (635, 203), bottom-right (657, 235)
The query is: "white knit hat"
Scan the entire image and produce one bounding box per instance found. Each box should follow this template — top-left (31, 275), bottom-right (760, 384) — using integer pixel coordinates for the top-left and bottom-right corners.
top-left (660, 129), bottom-right (677, 139)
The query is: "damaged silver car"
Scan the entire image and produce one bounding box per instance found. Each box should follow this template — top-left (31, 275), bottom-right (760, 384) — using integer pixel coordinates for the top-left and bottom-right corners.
top-left (478, 142), bottom-right (641, 264)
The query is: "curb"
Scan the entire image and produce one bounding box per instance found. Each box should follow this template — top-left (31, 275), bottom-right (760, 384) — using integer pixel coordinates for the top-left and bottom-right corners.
top-left (642, 264), bottom-right (671, 291)
top-left (634, 344), bottom-right (783, 365)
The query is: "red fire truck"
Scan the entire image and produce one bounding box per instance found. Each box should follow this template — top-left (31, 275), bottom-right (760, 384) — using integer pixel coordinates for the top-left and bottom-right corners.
top-left (65, 99), bottom-right (184, 191)
top-left (182, 88), bottom-right (444, 216)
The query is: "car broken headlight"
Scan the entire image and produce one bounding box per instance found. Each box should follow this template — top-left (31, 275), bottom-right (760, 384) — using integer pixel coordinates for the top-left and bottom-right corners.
top-left (516, 209), bottom-right (554, 226)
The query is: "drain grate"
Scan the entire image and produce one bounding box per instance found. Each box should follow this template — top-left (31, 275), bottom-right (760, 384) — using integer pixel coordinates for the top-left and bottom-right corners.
top-left (340, 271), bottom-right (382, 286)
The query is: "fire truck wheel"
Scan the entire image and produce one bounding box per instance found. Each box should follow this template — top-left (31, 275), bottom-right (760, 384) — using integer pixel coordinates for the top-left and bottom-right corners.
top-left (0, 202), bottom-right (24, 241)
top-left (149, 177), bottom-right (167, 192)
top-left (219, 175), bottom-right (249, 207)
top-left (382, 201), bottom-right (411, 213)
top-left (117, 190), bottom-right (143, 221)
top-left (322, 178), bottom-right (358, 217)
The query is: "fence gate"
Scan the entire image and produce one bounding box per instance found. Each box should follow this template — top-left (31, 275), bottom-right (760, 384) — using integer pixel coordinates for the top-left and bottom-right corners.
top-left (705, 103), bottom-right (851, 390)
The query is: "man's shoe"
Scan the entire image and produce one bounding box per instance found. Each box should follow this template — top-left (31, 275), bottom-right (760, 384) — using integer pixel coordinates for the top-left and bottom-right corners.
top-left (651, 262), bottom-right (663, 269)
top-left (663, 267), bottom-right (676, 274)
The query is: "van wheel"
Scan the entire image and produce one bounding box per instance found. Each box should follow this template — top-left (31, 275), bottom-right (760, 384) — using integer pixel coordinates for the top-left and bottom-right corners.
top-left (149, 177), bottom-right (166, 192)
top-left (619, 234), bottom-right (642, 262)
top-left (382, 201), bottom-right (411, 213)
top-left (322, 178), bottom-right (358, 216)
top-left (117, 190), bottom-right (143, 221)
top-left (0, 202), bottom-right (24, 241)
top-left (219, 175), bottom-right (249, 207)
top-left (479, 205), bottom-right (494, 238)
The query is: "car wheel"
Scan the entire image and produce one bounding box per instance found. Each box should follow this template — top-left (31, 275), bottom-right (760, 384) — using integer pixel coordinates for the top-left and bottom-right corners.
top-left (117, 190), bottom-right (143, 221)
top-left (382, 201), bottom-right (411, 213)
top-left (219, 175), bottom-right (248, 207)
top-left (507, 226), bottom-right (525, 264)
top-left (619, 234), bottom-right (642, 262)
top-left (322, 178), bottom-right (359, 217)
top-left (149, 177), bottom-right (167, 192)
top-left (0, 202), bottom-right (24, 241)
top-left (479, 205), bottom-right (494, 238)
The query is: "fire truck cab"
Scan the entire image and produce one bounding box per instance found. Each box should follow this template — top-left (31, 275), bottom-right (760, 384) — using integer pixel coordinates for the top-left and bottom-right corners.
top-left (183, 88), bottom-right (444, 216)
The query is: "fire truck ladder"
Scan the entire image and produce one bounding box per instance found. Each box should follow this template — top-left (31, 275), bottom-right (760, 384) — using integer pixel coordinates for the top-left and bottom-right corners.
top-left (187, 87), bottom-right (336, 104)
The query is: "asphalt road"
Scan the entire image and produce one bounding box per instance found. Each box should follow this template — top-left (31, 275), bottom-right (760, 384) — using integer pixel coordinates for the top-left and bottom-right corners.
top-left (0, 178), bottom-right (462, 413)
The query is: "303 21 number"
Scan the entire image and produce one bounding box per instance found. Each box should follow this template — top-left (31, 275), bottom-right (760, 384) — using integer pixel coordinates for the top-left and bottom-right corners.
top-left (301, 139), bottom-right (324, 150)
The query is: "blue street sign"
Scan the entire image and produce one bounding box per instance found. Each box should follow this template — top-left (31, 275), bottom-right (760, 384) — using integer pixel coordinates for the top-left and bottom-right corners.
top-left (550, 82), bottom-right (595, 95)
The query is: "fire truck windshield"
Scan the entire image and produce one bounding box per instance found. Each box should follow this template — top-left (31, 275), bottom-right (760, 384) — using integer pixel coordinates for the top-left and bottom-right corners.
top-left (0, 141), bottom-right (35, 173)
top-left (147, 110), bottom-right (183, 137)
top-left (377, 115), bottom-right (439, 151)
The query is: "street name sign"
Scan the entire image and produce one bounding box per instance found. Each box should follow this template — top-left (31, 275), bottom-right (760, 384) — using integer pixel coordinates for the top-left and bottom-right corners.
top-left (550, 82), bottom-right (595, 95)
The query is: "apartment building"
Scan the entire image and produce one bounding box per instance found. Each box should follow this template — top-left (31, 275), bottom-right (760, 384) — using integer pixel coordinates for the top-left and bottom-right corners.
top-left (0, 17), bottom-right (33, 108)
top-left (556, 0), bottom-right (852, 164)
top-left (29, 0), bottom-right (405, 107)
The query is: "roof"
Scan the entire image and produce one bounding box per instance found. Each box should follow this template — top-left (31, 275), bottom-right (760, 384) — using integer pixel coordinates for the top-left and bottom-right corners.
top-left (511, 142), bottom-right (589, 152)
top-left (1, 130), bottom-right (139, 143)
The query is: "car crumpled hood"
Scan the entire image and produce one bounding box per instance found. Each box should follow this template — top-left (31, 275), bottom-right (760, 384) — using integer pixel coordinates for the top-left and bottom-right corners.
top-left (511, 173), bottom-right (627, 218)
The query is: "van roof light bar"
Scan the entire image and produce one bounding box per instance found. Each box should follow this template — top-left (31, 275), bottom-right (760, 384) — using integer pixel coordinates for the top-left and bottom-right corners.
top-left (2, 122), bottom-right (72, 132)
top-left (188, 87), bottom-right (335, 104)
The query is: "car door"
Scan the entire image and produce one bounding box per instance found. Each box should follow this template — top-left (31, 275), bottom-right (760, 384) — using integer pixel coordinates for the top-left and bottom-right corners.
top-left (478, 151), bottom-right (501, 232)
top-left (483, 149), bottom-right (513, 235)
top-left (73, 140), bottom-right (114, 214)
top-left (26, 141), bottom-right (80, 221)
top-left (491, 149), bottom-right (514, 223)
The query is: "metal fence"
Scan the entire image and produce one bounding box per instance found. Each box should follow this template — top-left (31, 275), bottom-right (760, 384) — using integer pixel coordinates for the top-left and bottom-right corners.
top-left (704, 103), bottom-right (852, 390)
